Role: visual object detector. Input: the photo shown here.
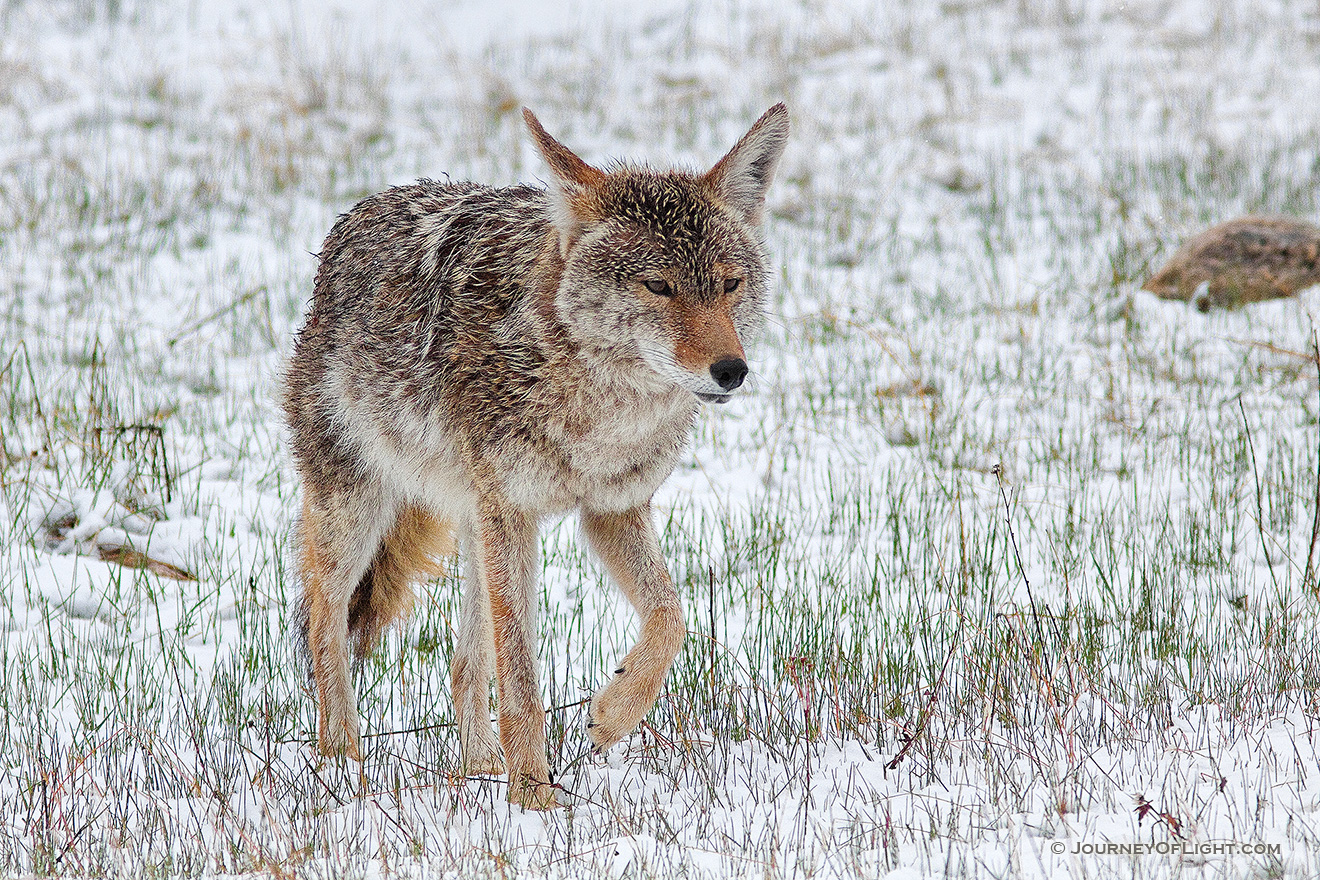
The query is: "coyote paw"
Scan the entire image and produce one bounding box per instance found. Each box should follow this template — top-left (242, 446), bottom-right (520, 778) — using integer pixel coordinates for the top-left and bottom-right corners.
top-left (458, 715), bottom-right (505, 775)
top-left (317, 714), bottom-right (363, 762)
top-left (460, 740), bottom-right (506, 776)
top-left (507, 769), bottom-right (560, 810)
top-left (586, 678), bottom-right (652, 752)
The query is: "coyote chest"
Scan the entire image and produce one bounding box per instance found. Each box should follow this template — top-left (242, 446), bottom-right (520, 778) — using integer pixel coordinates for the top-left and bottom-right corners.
top-left (395, 365), bottom-right (695, 515)
top-left (330, 338), bottom-right (697, 516)
top-left (514, 381), bottom-right (697, 512)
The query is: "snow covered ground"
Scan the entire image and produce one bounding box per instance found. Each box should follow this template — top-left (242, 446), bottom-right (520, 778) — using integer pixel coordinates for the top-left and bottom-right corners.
top-left (2, 0), bottom-right (1319, 876)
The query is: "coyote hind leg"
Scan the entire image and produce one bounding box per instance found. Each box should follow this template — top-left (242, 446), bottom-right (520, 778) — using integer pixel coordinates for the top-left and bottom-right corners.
top-left (450, 522), bottom-right (505, 776)
top-left (297, 489), bottom-right (394, 761)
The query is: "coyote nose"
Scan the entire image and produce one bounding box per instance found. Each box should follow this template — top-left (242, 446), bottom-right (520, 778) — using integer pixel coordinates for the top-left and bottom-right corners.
top-left (710, 358), bottom-right (748, 391)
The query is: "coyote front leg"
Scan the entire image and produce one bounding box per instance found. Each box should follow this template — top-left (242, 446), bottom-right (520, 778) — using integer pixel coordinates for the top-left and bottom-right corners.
top-left (581, 505), bottom-right (686, 752)
top-left (478, 499), bottom-right (557, 810)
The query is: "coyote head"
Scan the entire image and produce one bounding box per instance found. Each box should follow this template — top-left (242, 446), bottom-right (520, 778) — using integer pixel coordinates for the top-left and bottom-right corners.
top-left (525, 105), bottom-right (789, 404)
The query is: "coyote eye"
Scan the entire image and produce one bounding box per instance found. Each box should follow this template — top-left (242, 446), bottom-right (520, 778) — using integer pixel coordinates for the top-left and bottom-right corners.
top-left (723, 278), bottom-right (741, 293)
top-left (644, 279), bottom-right (673, 296)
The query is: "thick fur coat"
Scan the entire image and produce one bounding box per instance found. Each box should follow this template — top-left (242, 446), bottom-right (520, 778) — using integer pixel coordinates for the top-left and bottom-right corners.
top-left (284, 105), bottom-right (789, 808)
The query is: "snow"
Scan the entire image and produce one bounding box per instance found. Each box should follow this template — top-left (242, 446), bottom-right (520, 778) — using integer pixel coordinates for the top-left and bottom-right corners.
top-left (2, 0), bottom-right (1320, 876)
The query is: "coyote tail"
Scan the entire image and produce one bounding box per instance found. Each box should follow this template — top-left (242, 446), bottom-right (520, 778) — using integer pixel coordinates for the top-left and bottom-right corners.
top-left (296, 504), bottom-right (455, 670)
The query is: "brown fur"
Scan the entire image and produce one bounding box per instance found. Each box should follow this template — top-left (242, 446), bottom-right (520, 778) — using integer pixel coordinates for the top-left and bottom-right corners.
top-left (671, 302), bottom-right (745, 375)
top-left (283, 105), bottom-right (789, 809)
top-left (1144, 215), bottom-right (1320, 310)
top-left (346, 506), bottom-right (453, 657)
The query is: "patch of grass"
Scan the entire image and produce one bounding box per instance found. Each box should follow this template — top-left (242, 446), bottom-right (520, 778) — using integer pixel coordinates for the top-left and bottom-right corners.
top-left (2, 1), bottom-right (1320, 877)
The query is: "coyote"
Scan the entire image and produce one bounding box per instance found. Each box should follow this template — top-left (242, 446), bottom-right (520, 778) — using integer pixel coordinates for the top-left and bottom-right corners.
top-left (284, 104), bottom-right (789, 809)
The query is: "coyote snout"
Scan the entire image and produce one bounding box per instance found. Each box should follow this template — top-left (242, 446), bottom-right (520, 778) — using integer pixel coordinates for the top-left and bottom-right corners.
top-left (643, 294), bottom-right (751, 403)
top-left (284, 103), bottom-right (788, 809)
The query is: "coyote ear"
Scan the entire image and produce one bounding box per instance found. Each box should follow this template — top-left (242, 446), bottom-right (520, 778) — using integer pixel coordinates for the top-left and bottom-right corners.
top-left (703, 103), bottom-right (790, 226)
top-left (524, 108), bottom-right (606, 256)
